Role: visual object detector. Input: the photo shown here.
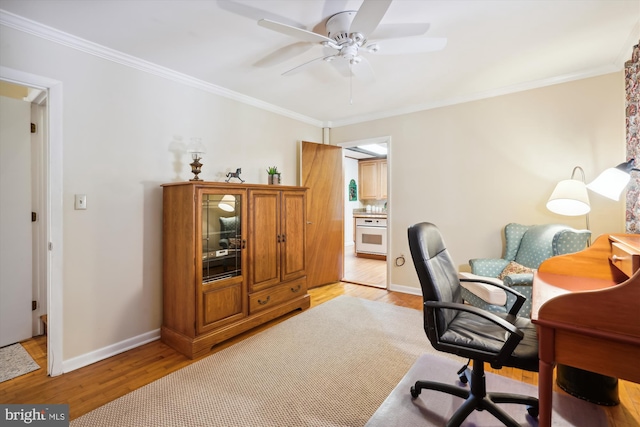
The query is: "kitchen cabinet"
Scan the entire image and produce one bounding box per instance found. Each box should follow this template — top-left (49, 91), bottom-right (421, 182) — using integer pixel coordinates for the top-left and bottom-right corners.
top-left (359, 159), bottom-right (387, 200)
top-left (161, 182), bottom-right (309, 358)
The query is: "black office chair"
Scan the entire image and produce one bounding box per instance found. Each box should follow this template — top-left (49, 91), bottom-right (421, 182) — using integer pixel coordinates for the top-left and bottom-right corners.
top-left (407, 222), bottom-right (539, 427)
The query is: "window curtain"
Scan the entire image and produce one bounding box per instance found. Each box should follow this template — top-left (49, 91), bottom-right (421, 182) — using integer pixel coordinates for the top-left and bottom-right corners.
top-left (626, 41), bottom-right (640, 233)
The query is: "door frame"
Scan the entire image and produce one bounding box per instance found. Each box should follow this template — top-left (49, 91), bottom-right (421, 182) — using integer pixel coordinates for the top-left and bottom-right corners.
top-left (338, 136), bottom-right (391, 289)
top-left (1, 66), bottom-right (64, 376)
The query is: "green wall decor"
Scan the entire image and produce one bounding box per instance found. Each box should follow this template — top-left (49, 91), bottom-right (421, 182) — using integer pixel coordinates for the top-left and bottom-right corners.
top-left (349, 179), bottom-right (357, 201)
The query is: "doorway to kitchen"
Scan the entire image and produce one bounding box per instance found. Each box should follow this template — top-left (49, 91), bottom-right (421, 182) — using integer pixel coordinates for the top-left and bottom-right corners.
top-left (339, 137), bottom-right (389, 289)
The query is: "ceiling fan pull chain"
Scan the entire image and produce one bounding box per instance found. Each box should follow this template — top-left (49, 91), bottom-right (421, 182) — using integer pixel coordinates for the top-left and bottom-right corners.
top-left (350, 62), bottom-right (354, 105)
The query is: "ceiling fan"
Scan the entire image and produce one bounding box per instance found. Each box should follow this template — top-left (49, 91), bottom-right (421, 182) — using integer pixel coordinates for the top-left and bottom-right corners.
top-left (256, 0), bottom-right (447, 82)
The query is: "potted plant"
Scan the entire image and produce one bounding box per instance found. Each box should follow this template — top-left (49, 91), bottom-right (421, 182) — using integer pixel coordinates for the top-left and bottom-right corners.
top-left (266, 166), bottom-right (281, 185)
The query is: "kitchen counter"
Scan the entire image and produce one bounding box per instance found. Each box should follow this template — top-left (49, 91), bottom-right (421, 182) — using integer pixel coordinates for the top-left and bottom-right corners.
top-left (353, 209), bottom-right (387, 219)
top-left (353, 213), bottom-right (387, 219)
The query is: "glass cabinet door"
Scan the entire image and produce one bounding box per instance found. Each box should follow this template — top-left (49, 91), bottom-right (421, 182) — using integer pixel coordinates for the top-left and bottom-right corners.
top-left (201, 192), bottom-right (243, 283)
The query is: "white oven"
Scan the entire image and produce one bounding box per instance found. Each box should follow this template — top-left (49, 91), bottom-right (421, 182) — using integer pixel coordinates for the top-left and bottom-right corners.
top-left (355, 218), bottom-right (387, 255)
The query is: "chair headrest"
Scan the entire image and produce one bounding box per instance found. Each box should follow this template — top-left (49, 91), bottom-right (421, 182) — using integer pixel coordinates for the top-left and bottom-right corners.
top-left (408, 222), bottom-right (446, 260)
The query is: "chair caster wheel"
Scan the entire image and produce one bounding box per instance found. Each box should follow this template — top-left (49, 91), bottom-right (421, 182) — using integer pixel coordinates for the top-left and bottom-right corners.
top-left (526, 405), bottom-right (539, 418)
top-left (458, 373), bottom-right (468, 384)
top-left (410, 386), bottom-right (420, 399)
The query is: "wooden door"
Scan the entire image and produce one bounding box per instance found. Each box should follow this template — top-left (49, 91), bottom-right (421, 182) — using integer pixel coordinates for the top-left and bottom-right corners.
top-left (280, 190), bottom-right (307, 283)
top-left (301, 141), bottom-right (344, 288)
top-left (248, 189), bottom-right (280, 291)
top-left (196, 188), bottom-right (247, 334)
top-left (0, 96), bottom-right (32, 347)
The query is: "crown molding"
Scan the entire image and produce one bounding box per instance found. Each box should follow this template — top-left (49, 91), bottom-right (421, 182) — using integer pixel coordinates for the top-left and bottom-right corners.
top-left (0, 10), bottom-right (323, 127)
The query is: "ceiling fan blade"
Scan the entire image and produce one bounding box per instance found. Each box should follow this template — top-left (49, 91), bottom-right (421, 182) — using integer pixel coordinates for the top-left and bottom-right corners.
top-left (218, 0), bottom-right (305, 28)
top-left (350, 57), bottom-right (376, 84)
top-left (282, 54), bottom-right (337, 76)
top-left (370, 36), bottom-right (447, 55)
top-left (258, 19), bottom-right (334, 44)
top-left (253, 42), bottom-right (315, 68)
top-left (349, 0), bottom-right (393, 36)
top-left (370, 23), bottom-right (430, 39)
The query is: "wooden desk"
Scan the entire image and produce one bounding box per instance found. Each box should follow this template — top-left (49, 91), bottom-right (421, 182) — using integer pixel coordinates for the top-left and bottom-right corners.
top-left (531, 234), bottom-right (640, 427)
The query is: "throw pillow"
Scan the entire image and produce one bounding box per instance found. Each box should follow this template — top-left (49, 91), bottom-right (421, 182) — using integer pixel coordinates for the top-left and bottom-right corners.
top-left (497, 261), bottom-right (534, 280)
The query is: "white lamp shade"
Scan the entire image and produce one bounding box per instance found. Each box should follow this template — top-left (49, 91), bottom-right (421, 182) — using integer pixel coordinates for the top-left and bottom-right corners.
top-left (218, 195), bottom-right (236, 212)
top-left (187, 137), bottom-right (206, 158)
top-left (546, 179), bottom-right (591, 216)
top-left (586, 168), bottom-right (630, 201)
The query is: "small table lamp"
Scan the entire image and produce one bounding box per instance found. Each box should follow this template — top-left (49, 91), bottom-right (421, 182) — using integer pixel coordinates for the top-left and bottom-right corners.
top-left (187, 137), bottom-right (206, 181)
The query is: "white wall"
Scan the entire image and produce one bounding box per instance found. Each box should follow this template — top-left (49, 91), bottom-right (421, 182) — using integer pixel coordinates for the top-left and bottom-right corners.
top-left (0, 25), bottom-right (322, 362)
top-left (331, 73), bottom-right (626, 292)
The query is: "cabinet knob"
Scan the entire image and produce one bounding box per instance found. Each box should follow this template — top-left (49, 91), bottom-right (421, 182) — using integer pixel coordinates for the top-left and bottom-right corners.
top-left (258, 296), bottom-right (271, 305)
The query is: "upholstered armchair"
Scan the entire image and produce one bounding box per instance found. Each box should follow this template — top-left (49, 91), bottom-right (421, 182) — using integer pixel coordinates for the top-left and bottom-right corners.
top-left (461, 223), bottom-right (591, 317)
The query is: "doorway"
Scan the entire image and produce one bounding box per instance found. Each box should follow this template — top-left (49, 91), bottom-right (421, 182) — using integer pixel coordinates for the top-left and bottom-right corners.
top-left (0, 67), bottom-right (64, 376)
top-left (339, 137), bottom-right (389, 289)
top-left (0, 81), bottom-right (47, 348)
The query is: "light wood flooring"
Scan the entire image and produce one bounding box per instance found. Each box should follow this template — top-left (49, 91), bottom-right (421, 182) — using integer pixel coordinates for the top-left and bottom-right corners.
top-left (1, 282), bottom-right (639, 426)
top-left (343, 245), bottom-right (386, 288)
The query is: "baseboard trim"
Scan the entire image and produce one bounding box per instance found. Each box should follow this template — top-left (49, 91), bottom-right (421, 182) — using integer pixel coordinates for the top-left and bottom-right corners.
top-left (388, 283), bottom-right (422, 296)
top-left (62, 329), bottom-right (160, 373)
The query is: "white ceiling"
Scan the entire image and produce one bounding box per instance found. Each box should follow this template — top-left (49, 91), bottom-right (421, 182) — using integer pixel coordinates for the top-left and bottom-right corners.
top-left (1, 0), bottom-right (638, 127)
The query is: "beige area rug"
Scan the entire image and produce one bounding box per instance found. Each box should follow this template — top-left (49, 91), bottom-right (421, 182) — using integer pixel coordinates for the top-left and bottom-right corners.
top-left (71, 295), bottom-right (464, 427)
top-left (367, 354), bottom-right (608, 427)
top-left (0, 343), bottom-right (40, 383)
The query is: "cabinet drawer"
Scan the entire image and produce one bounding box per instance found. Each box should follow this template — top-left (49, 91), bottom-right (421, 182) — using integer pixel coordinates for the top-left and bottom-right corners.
top-left (249, 278), bottom-right (307, 314)
top-left (611, 242), bottom-right (640, 278)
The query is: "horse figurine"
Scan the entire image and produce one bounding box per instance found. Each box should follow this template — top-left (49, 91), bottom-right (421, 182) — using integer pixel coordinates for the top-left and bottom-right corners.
top-left (225, 168), bottom-right (244, 183)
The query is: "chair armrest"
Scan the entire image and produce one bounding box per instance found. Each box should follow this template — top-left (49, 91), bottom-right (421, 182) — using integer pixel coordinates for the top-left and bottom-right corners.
top-left (502, 273), bottom-right (533, 287)
top-left (425, 300), bottom-right (524, 365)
top-left (460, 277), bottom-right (526, 316)
top-left (469, 258), bottom-right (509, 277)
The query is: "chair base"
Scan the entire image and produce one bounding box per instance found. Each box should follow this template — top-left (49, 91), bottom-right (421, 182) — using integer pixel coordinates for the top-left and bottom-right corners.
top-left (410, 361), bottom-right (538, 427)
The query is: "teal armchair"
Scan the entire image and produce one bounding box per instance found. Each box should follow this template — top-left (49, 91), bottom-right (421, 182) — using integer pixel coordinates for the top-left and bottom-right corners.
top-left (461, 223), bottom-right (591, 317)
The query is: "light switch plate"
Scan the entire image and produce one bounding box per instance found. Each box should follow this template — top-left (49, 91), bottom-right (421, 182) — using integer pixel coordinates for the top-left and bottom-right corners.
top-left (75, 194), bottom-right (87, 210)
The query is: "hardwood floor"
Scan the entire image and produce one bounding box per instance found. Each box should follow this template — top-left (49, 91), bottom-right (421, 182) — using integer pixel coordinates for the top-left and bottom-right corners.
top-left (342, 245), bottom-right (386, 288)
top-left (1, 282), bottom-right (638, 426)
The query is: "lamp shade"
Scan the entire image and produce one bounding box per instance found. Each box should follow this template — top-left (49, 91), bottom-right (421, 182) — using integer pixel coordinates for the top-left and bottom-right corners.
top-left (586, 165), bottom-right (631, 201)
top-left (186, 137), bottom-right (206, 159)
top-left (218, 194), bottom-right (236, 212)
top-left (546, 179), bottom-right (591, 216)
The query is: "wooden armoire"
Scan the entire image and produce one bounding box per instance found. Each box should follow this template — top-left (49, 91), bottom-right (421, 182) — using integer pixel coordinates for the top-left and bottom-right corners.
top-left (161, 182), bottom-right (309, 358)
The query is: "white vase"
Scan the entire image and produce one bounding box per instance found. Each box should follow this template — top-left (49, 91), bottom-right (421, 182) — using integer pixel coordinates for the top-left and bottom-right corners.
top-left (268, 173), bottom-right (281, 185)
